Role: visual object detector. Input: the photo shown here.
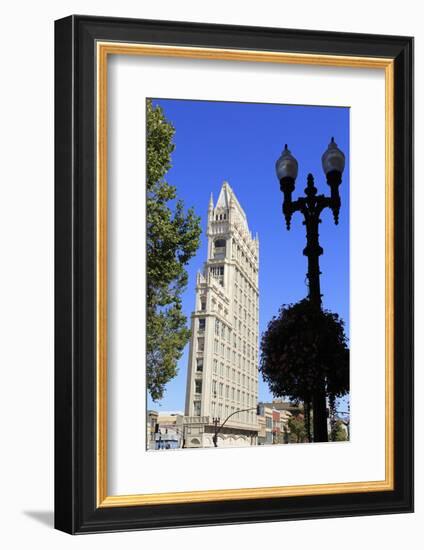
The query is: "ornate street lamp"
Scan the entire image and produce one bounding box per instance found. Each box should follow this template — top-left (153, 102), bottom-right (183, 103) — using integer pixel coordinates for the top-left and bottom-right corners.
top-left (275, 138), bottom-right (345, 442)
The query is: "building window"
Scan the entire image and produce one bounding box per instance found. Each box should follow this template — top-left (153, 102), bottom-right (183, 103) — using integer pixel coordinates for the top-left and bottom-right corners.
top-left (213, 359), bottom-right (218, 373)
top-left (215, 319), bottom-right (220, 335)
top-left (195, 380), bottom-right (202, 394)
top-left (214, 239), bottom-right (226, 260)
top-left (198, 337), bottom-right (204, 351)
top-left (194, 401), bottom-right (201, 416)
top-left (196, 358), bottom-right (203, 372)
top-left (198, 318), bottom-right (206, 331)
top-left (211, 265), bottom-right (224, 285)
top-left (200, 298), bottom-right (206, 311)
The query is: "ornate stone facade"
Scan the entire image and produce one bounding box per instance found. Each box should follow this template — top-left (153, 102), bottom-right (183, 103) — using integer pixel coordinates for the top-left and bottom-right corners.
top-left (184, 182), bottom-right (259, 448)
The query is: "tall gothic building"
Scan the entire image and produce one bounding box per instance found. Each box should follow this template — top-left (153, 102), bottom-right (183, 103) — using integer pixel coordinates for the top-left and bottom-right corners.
top-left (184, 182), bottom-right (259, 448)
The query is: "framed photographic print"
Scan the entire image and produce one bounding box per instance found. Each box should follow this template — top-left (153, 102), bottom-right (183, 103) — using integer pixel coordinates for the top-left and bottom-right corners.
top-left (54, 15), bottom-right (413, 534)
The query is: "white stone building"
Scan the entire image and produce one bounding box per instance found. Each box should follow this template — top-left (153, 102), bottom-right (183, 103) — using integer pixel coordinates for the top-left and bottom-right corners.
top-left (184, 182), bottom-right (259, 448)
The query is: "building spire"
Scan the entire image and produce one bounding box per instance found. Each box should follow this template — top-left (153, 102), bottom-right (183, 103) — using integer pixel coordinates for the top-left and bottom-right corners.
top-left (208, 192), bottom-right (214, 210)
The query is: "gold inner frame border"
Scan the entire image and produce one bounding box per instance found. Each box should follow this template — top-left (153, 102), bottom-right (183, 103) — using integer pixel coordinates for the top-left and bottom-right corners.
top-left (96, 42), bottom-right (395, 508)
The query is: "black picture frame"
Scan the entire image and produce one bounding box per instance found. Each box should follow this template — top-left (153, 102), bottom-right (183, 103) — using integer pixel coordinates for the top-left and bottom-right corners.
top-left (55, 15), bottom-right (414, 534)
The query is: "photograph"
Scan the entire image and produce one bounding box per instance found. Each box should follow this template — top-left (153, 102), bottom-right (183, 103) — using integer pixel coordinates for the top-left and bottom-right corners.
top-left (146, 97), bottom-right (350, 451)
top-left (52, 13), bottom-right (413, 535)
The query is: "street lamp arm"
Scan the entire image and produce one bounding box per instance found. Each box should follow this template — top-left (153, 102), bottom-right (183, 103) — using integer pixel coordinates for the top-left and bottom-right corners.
top-left (282, 196), bottom-right (306, 229)
top-left (281, 174), bottom-right (338, 229)
top-left (212, 407), bottom-right (257, 447)
top-left (219, 407), bottom-right (256, 432)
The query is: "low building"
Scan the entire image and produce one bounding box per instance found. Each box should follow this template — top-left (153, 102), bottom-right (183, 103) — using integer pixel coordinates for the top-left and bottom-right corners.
top-left (146, 410), bottom-right (158, 450)
top-left (272, 409), bottom-right (282, 444)
top-left (257, 404), bottom-right (273, 445)
top-left (263, 399), bottom-right (300, 442)
top-left (257, 415), bottom-right (266, 445)
top-left (183, 415), bottom-right (258, 448)
top-left (154, 412), bottom-right (184, 450)
top-left (263, 398), bottom-right (302, 416)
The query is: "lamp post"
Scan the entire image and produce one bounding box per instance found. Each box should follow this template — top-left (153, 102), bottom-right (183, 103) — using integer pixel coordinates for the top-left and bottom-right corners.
top-left (275, 138), bottom-right (345, 443)
top-left (212, 417), bottom-right (220, 447)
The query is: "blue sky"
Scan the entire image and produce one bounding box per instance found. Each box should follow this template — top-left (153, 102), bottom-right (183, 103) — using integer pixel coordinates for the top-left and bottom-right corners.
top-left (148, 98), bottom-right (350, 413)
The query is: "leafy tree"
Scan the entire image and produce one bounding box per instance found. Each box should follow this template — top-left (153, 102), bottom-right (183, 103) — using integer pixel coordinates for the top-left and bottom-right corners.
top-left (146, 100), bottom-right (201, 401)
top-left (287, 414), bottom-right (307, 443)
top-left (259, 299), bottom-right (349, 412)
top-left (331, 419), bottom-right (348, 442)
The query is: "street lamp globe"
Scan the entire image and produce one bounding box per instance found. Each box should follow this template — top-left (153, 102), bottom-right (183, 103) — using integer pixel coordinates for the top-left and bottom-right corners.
top-left (321, 137), bottom-right (345, 177)
top-left (276, 144), bottom-right (298, 181)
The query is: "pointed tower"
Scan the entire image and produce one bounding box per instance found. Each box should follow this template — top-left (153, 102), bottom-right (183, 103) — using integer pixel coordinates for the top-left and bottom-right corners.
top-left (184, 182), bottom-right (260, 448)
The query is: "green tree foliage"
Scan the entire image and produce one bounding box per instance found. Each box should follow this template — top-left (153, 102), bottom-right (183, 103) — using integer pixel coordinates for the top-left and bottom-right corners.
top-left (287, 414), bottom-right (307, 443)
top-left (331, 419), bottom-right (348, 441)
top-left (146, 100), bottom-right (201, 401)
top-left (259, 299), bottom-right (349, 406)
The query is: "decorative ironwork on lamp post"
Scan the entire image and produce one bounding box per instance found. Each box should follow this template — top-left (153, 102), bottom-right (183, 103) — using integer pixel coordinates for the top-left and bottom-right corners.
top-left (275, 138), bottom-right (346, 443)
